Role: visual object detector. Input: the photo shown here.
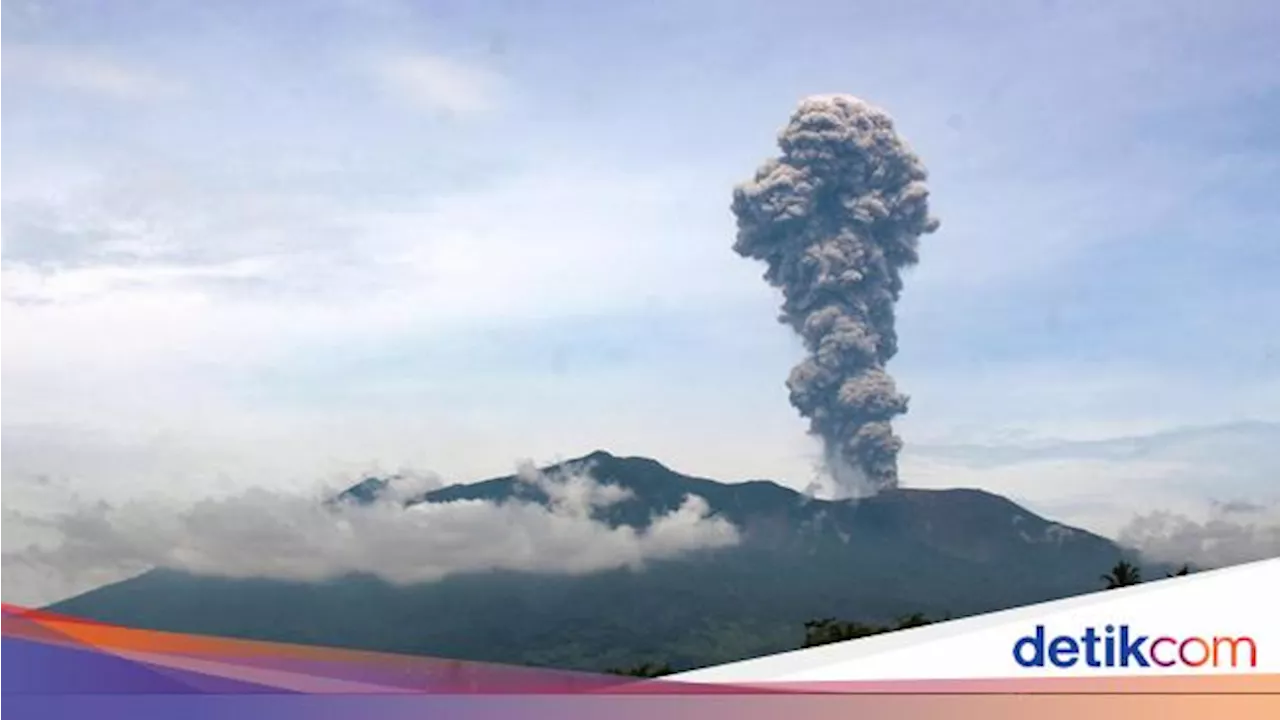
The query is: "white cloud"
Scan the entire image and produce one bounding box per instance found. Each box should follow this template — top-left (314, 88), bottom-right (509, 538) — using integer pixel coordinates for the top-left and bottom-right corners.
top-left (1118, 502), bottom-right (1280, 570)
top-left (2, 260), bottom-right (278, 305)
top-left (0, 154), bottom-right (800, 506)
top-left (3, 46), bottom-right (184, 100)
top-left (0, 158), bottom-right (762, 452)
top-left (1, 461), bottom-right (740, 607)
top-left (1, 155), bottom-right (741, 313)
top-left (372, 51), bottom-right (502, 117)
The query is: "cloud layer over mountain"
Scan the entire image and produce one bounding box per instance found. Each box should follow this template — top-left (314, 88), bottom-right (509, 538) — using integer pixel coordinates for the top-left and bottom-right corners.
top-left (1, 462), bottom-right (739, 606)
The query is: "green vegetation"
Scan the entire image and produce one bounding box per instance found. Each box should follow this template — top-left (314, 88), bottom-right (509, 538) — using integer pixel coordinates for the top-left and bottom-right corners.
top-left (606, 662), bottom-right (673, 677)
top-left (1101, 559), bottom-right (1142, 588)
top-left (802, 612), bottom-right (936, 648)
top-left (607, 556), bottom-right (1200, 672)
top-left (1101, 559), bottom-right (1195, 589)
top-left (600, 615), bottom-right (942, 675)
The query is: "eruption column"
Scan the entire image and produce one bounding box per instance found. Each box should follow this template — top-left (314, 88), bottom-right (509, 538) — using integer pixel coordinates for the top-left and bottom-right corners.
top-left (731, 95), bottom-right (939, 496)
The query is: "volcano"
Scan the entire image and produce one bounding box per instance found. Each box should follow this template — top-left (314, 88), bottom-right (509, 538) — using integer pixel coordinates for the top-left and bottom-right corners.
top-left (49, 451), bottom-right (1141, 672)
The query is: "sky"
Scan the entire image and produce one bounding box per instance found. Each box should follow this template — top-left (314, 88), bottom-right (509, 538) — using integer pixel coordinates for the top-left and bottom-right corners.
top-left (3, 0), bottom-right (1279, 604)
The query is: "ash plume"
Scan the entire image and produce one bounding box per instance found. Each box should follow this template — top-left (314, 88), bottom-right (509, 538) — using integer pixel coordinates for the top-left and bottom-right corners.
top-left (731, 95), bottom-right (939, 496)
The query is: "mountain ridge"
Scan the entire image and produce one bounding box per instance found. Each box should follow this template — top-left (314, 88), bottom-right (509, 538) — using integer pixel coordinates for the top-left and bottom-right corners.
top-left (49, 450), bottom-right (1145, 672)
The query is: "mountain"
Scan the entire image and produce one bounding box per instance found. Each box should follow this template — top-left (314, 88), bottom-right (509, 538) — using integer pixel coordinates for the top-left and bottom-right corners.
top-left (49, 451), bottom-right (1142, 672)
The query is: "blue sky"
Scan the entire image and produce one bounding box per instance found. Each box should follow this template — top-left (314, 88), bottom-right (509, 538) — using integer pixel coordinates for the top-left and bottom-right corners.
top-left (4, 0), bottom-right (1279, 557)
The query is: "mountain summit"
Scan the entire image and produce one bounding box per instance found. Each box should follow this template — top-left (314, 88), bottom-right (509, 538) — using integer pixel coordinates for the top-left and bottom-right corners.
top-left (50, 452), bottom-right (1135, 672)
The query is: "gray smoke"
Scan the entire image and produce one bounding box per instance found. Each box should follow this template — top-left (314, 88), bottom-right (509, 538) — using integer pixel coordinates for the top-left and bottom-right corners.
top-left (732, 95), bottom-right (939, 495)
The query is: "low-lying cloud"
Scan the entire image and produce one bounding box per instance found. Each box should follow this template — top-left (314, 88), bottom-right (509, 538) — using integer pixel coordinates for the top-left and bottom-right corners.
top-left (1118, 500), bottom-right (1280, 569)
top-left (1, 462), bottom-right (740, 607)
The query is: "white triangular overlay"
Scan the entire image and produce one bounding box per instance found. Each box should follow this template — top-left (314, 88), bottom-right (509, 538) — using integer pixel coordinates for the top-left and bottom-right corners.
top-left (670, 558), bottom-right (1280, 682)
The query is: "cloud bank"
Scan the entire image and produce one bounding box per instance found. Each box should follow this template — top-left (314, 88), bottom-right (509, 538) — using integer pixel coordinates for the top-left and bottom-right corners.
top-left (1, 462), bottom-right (740, 607)
top-left (1118, 501), bottom-right (1280, 569)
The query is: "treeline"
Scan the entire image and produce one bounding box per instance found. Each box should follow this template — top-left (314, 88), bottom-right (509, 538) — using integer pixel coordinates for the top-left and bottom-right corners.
top-left (800, 612), bottom-right (937, 648)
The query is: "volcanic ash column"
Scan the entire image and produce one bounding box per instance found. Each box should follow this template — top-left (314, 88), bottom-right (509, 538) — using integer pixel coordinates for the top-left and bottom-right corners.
top-left (731, 95), bottom-right (939, 497)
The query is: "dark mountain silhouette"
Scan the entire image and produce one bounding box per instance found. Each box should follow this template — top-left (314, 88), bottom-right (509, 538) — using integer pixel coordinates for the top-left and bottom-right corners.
top-left (49, 451), bottom-right (1146, 672)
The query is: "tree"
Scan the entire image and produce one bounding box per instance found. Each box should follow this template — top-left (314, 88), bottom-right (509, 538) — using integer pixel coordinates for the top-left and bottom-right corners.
top-left (1167, 564), bottom-right (1193, 578)
top-left (1101, 560), bottom-right (1142, 589)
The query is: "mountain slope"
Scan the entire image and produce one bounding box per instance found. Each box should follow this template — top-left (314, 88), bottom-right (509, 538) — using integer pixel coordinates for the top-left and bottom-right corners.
top-left (50, 451), bottom-right (1137, 672)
